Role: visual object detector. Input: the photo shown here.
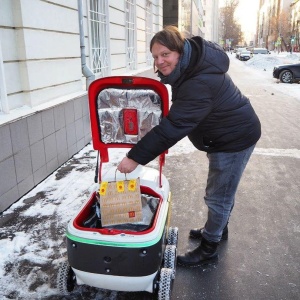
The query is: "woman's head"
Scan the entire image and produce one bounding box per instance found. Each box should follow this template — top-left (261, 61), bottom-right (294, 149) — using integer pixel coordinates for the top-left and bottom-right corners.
top-left (150, 26), bottom-right (185, 76)
top-left (150, 26), bottom-right (185, 54)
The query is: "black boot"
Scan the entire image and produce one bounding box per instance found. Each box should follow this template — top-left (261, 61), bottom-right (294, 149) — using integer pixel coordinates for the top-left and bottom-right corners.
top-left (189, 224), bottom-right (228, 241)
top-left (177, 237), bottom-right (218, 267)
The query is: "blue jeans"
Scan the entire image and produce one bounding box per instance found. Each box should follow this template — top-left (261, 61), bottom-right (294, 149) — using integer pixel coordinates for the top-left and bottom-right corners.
top-left (202, 144), bottom-right (256, 243)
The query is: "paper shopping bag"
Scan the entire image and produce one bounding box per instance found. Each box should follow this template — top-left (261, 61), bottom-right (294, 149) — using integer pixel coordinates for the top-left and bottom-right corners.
top-left (98, 177), bottom-right (142, 226)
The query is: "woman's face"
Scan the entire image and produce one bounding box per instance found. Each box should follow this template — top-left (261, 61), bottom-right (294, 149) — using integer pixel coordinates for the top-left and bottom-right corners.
top-left (151, 42), bottom-right (180, 76)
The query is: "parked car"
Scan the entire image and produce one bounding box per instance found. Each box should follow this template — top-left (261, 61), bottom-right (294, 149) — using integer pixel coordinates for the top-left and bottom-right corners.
top-left (235, 48), bottom-right (247, 59)
top-left (273, 63), bottom-right (300, 83)
top-left (239, 50), bottom-right (251, 61)
top-left (251, 48), bottom-right (270, 55)
top-left (233, 45), bottom-right (244, 53)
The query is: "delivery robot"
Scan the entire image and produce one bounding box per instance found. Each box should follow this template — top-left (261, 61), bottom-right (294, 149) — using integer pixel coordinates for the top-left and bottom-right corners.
top-left (57, 76), bottom-right (178, 299)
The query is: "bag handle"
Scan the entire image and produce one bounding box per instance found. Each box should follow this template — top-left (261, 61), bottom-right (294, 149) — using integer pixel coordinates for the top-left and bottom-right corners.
top-left (115, 168), bottom-right (127, 181)
top-left (97, 154), bottom-right (165, 188)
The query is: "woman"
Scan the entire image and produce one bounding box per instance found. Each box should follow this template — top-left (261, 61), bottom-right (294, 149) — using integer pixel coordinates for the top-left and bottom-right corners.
top-left (117, 26), bottom-right (261, 267)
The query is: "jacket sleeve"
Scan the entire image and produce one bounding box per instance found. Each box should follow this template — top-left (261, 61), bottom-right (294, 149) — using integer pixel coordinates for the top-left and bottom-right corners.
top-left (127, 79), bottom-right (213, 165)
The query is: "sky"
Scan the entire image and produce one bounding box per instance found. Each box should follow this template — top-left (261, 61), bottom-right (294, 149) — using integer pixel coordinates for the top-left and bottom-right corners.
top-left (0, 51), bottom-right (300, 299)
top-left (220, 0), bottom-right (260, 42)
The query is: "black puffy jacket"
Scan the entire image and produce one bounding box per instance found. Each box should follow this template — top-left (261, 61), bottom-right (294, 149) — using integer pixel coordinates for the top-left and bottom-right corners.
top-left (127, 36), bottom-right (261, 165)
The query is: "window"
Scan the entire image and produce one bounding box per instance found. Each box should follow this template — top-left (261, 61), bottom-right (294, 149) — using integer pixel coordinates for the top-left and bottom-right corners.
top-left (145, 0), bottom-right (153, 66)
top-left (89, 0), bottom-right (110, 77)
top-left (125, 0), bottom-right (136, 70)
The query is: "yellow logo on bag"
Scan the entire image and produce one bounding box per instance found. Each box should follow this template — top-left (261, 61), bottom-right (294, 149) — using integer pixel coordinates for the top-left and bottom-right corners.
top-left (117, 181), bottom-right (125, 192)
top-left (99, 181), bottom-right (108, 196)
top-left (128, 179), bottom-right (137, 191)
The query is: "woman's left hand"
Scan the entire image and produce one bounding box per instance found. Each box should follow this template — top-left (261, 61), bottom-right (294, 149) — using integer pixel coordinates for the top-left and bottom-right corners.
top-left (117, 157), bottom-right (139, 174)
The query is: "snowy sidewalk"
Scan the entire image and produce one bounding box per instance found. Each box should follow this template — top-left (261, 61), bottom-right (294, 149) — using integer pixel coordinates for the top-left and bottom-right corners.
top-left (1, 52), bottom-right (300, 300)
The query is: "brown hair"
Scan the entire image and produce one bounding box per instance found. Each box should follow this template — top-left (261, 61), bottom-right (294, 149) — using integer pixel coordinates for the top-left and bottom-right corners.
top-left (150, 25), bottom-right (185, 54)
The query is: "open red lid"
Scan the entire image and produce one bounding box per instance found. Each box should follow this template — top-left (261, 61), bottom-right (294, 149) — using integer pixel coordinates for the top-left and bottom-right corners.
top-left (88, 76), bottom-right (169, 185)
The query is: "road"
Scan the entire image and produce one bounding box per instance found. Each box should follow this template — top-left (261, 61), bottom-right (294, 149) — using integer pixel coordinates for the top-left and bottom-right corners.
top-left (166, 55), bottom-right (300, 300)
top-left (43, 56), bottom-right (300, 300)
top-left (1, 55), bottom-right (299, 300)
top-left (111, 55), bottom-right (300, 300)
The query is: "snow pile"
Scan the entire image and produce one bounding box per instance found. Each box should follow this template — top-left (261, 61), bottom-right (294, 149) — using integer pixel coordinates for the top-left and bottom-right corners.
top-left (245, 52), bottom-right (300, 71)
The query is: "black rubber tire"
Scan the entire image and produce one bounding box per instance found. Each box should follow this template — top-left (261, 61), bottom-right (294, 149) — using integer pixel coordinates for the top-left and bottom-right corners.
top-left (57, 261), bottom-right (76, 295)
top-left (167, 227), bottom-right (178, 246)
top-left (158, 268), bottom-right (173, 300)
top-left (279, 70), bottom-right (293, 83)
top-left (163, 245), bottom-right (177, 279)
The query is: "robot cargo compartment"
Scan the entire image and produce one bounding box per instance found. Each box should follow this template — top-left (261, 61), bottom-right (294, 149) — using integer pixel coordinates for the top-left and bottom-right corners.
top-left (73, 185), bottom-right (163, 236)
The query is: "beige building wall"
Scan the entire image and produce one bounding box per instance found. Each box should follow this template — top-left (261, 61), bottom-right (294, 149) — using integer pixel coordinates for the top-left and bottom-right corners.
top-left (204, 0), bottom-right (220, 42)
top-left (0, 0), bottom-right (163, 212)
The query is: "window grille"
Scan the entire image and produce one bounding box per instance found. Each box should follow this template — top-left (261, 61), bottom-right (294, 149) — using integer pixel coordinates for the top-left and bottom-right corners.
top-left (125, 0), bottom-right (136, 70)
top-left (145, 0), bottom-right (153, 66)
top-left (89, 0), bottom-right (110, 77)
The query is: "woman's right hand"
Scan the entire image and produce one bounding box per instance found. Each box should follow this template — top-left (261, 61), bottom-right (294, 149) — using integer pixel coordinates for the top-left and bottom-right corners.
top-left (117, 157), bottom-right (139, 174)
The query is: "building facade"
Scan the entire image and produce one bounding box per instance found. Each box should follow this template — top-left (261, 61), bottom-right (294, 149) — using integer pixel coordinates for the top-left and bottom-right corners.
top-left (0, 0), bottom-right (163, 212)
top-left (257, 0), bottom-right (296, 50)
top-left (163, 0), bottom-right (220, 42)
top-left (203, 0), bottom-right (220, 42)
top-left (290, 0), bottom-right (300, 51)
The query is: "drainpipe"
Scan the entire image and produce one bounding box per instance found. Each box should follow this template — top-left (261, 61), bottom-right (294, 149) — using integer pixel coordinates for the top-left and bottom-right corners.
top-left (0, 39), bottom-right (9, 113)
top-left (77, 0), bottom-right (95, 89)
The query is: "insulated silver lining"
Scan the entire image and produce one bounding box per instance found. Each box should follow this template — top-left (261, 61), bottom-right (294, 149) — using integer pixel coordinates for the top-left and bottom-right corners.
top-left (97, 88), bottom-right (162, 144)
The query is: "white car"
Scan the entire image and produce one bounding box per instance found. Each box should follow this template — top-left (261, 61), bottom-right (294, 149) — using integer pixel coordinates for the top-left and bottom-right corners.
top-left (239, 50), bottom-right (251, 61)
top-left (235, 48), bottom-right (247, 59)
top-left (251, 48), bottom-right (270, 55)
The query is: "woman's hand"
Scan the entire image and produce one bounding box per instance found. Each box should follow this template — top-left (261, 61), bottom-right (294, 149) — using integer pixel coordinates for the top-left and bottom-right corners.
top-left (117, 157), bottom-right (139, 174)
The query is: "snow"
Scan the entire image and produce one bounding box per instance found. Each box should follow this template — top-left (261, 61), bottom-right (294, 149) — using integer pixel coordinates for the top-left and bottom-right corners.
top-left (245, 52), bottom-right (300, 71)
top-left (242, 51), bottom-right (300, 100)
top-left (0, 51), bottom-right (300, 299)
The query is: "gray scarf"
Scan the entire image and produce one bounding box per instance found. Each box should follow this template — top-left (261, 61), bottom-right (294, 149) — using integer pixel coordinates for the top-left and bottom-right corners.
top-left (158, 39), bottom-right (191, 86)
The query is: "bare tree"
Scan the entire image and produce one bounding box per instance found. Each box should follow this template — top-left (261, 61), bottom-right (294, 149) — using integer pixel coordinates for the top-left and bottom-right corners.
top-left (220, 0), bottom-right (243, 47)
top-left (267, 9), bottom-right (291, 51)
top-left (278, 11), bottom-right (292, 51)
